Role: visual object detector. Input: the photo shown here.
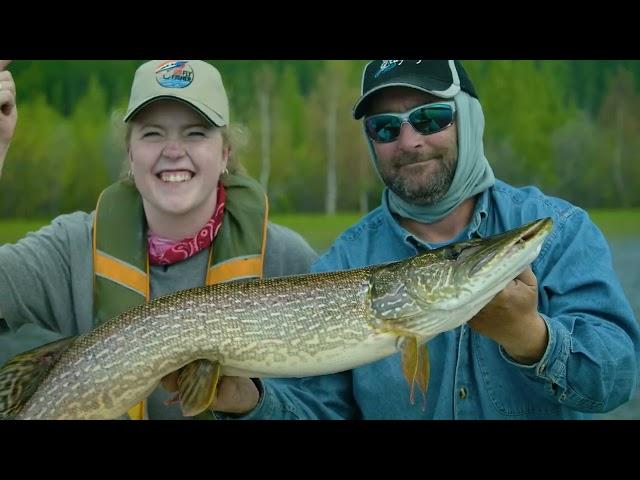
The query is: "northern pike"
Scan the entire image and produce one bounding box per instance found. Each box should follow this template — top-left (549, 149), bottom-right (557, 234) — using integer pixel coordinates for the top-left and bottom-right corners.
top-left (0, 218), bottom-right (552, 419)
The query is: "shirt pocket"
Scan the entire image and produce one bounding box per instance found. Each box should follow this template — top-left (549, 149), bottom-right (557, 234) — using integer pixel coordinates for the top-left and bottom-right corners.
top-left (473, 333), bottom-right (560, 418)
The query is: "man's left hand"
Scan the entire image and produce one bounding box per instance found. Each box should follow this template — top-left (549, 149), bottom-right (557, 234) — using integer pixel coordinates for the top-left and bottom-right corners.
top-left (468, 266), bottom-right (548, 364)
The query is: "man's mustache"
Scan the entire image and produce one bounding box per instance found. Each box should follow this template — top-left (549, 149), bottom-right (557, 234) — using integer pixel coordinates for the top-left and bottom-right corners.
top-left (391, 152), bottom-right (442, 168)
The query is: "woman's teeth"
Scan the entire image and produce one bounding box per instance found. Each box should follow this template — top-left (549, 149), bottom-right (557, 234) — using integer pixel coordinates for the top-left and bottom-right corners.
top-left (159, 172), bottom-right (193, 183)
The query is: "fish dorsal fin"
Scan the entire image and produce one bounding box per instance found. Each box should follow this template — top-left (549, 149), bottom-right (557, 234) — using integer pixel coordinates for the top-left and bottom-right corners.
top-left (0, 337), bottom-right (76, 419)
top-left (398, 336), bottom-right (430, 410)
top-left (172, 359), bottom-right (222, 417)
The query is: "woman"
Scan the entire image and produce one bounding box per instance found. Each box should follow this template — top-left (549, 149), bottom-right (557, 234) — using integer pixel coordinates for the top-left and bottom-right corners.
top-left (0, 60), bottom-right (317, 419)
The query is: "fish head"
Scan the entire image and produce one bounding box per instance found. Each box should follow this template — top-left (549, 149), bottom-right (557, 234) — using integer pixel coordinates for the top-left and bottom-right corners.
top-left (409, 217), bottom-right (552, 310)
top-left (369, 218), bottom-right (553, 338)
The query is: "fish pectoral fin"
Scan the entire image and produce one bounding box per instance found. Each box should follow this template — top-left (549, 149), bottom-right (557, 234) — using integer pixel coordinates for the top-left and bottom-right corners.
top-left (399, 336), bottom-right (430, 410)
top-left (0, 336), bottom-right (76, 419)
top-left (176, 359), bottom-right (221, 417)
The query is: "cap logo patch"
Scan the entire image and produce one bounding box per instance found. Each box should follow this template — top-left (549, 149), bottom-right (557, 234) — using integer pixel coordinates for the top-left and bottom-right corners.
top-left (155, 61), bottom-right (194, 88)
top-left (374, 60), bottom-right (423, 79)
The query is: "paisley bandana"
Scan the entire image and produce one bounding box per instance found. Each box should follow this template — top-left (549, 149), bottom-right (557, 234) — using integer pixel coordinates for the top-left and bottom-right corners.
top-left (148, 183), bottom-right (226, 266)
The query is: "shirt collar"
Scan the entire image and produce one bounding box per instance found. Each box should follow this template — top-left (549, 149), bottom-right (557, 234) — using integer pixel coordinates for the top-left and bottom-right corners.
top-left (381, 187), bottom-right (491, 250)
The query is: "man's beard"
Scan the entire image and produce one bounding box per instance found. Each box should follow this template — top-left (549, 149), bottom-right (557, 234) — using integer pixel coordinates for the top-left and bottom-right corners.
top-left (379, 151), bottom-right (457, 206)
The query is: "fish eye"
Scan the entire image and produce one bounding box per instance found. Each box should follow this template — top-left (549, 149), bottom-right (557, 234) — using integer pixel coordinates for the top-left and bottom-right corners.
top-left (443, 247), bottom-right (462, 261)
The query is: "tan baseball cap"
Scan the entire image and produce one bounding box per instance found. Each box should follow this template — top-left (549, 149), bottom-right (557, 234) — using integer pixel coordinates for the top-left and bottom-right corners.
top-left (124, 60), bottom-right (229, 126)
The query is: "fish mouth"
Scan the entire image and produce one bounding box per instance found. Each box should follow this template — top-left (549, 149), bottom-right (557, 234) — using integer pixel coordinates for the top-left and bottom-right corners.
top-left (463, 218), bottom-right (552, 277)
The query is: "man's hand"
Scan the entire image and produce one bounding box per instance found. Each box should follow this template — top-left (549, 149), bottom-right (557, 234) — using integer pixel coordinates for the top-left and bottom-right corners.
top-left (468, 266), bottom-right (548, 364)
top-left (161, 370), bottom-right (260, 416)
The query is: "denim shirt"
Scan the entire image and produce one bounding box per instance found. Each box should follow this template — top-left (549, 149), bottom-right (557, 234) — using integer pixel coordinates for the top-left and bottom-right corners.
top-left (244, 180), bottom-right (640, 420)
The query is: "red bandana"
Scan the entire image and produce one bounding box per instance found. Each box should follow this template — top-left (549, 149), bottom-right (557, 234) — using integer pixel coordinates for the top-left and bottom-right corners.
top-left (148, 183), bottom-right (226, 266)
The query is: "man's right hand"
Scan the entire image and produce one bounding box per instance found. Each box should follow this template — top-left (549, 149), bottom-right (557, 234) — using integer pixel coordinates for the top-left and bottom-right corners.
top-left (161, 370), bottom-right (260, 416)
top-left (0, 60), bottom-right (18, 178)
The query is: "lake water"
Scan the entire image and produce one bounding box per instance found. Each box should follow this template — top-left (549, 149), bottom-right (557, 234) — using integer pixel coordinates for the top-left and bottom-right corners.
top-left (595, 236), bottom-right (640, 420)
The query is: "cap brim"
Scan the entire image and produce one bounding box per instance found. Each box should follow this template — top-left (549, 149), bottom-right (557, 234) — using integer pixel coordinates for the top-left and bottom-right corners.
top-left (124, 95), bottom-right (227, 126)
top-left (353, 78), bottom-right (458, 119)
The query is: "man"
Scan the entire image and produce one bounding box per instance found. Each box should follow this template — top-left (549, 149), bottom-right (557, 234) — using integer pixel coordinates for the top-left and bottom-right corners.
top-left (230, 60), bottom-right (640, 419)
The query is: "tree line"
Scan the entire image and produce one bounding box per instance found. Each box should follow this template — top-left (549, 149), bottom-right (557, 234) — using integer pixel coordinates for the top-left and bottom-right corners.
top-left (2, 60), bottom-right (639, 218)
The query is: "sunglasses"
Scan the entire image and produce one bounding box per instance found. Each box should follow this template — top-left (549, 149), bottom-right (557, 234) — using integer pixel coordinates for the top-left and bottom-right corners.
top-left (364, 101), bottom-right (456, 143)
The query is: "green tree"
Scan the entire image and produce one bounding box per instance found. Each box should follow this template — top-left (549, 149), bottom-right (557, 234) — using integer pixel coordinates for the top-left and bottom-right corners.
top-left (476, 60), bottom-right (574, 187)
top-left (549, 111), bottom-right (603, 207)
top-left (597, 67), bottom-right (640, 207)
top-left (0, 95), bottom-right (70, 217)
top-left (61, 76), bottom-right (111, 213)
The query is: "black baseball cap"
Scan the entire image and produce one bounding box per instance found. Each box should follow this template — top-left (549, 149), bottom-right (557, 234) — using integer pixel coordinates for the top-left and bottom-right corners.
top-left (353, 60), bottom-right (478, 119)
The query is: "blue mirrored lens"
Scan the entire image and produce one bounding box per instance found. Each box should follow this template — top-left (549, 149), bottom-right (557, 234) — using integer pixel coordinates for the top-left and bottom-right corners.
top-left (365, 103), bottom-right (455, 143)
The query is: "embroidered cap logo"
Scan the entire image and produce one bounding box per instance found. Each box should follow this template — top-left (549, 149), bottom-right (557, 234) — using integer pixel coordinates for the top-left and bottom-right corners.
top-left (374, 60), bottom-right (424, 79)
top-left (155, 60), bottom-right (194, 88)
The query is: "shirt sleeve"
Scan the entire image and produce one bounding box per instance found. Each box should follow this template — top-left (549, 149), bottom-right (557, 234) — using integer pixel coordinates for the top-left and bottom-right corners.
top-left (502, 207), bottom-right (640, 412)
top-left (215, 374), bottom-right (359, 420)
top-left (263, 223), bottom-right (318, 277)
top-left (0, 212), bottom-right (94, 364)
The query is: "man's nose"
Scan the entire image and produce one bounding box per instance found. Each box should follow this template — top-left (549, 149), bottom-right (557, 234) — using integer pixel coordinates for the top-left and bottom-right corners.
top-left (395, 122), bottom-right (425, 150)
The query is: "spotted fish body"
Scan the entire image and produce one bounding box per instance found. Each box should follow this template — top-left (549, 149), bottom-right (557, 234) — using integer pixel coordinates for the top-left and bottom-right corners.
top-left (2, 218), bottom-right (552, 419)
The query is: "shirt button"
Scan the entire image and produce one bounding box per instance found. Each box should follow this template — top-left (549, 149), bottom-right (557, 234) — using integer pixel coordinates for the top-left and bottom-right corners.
top-left (459, 387), bottom-right (468, 400)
